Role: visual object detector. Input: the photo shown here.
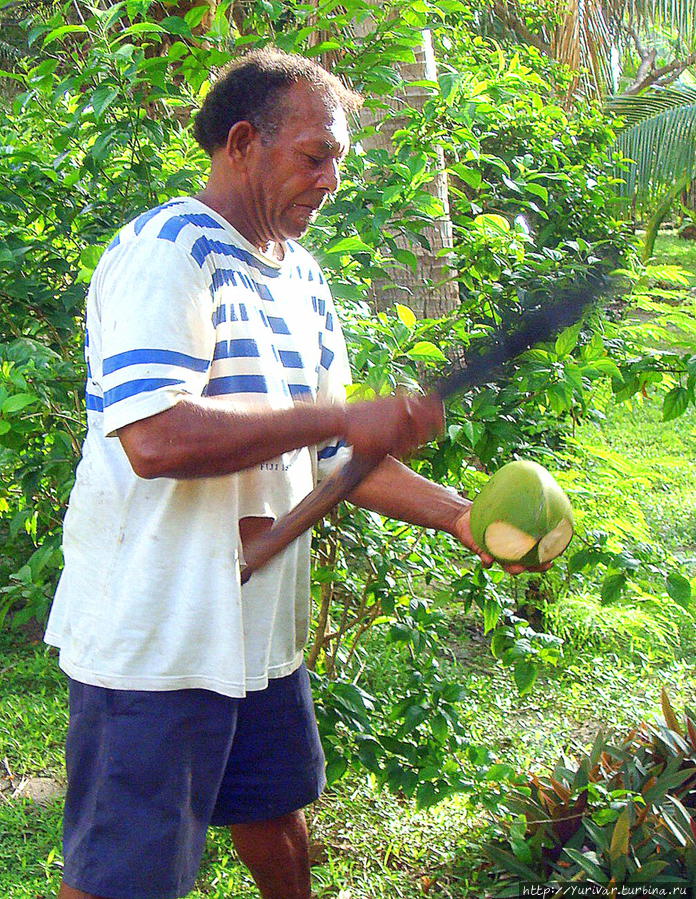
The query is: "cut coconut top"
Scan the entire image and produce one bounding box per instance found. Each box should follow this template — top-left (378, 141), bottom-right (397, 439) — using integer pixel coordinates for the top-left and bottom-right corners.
top-left (484, 521), bottom-right (538, 562)
top-left (537, 518), bottom-right (573, 564)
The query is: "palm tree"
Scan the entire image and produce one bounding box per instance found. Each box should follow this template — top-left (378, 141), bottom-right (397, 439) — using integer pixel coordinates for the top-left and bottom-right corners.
top-left (490, 2), bottom-right (696, 256)
top-left (489, 0), bottom-right (696, 97)
top-left (607, 86), bottom-right (696, 258)
top-left (350, 22), bottom-right (459, 316)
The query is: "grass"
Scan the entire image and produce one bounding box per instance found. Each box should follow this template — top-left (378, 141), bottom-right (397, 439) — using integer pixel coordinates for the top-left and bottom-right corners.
top-left (578, 396), bottom-right (696, 568)
top-left (2, 233), bottom-right (696, 898)
top-left (648, 230), bottom-right (696, 286)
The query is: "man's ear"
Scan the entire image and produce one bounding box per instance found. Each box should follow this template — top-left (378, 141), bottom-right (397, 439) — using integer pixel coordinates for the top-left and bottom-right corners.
top-left (225, 120), bottom-right (258, 163)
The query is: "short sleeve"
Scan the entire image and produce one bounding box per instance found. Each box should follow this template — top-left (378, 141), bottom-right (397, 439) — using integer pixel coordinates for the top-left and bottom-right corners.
top-left (315, 292), bottom-right (353, 481)
top-left (91, 237), bottom-right (215, 436)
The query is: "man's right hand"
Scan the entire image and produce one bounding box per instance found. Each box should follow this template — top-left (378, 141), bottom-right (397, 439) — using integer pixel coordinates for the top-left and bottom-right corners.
top-left (342, 393), bottom-right (444, 462)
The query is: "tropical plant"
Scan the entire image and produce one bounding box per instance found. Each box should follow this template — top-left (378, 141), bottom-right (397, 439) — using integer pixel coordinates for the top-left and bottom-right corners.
top-left (608, 85), bottom-right (696, 258)
top-left (484, 690), bottom-right (696, 891)
top-left (486, 0), bottom-right (696, 98)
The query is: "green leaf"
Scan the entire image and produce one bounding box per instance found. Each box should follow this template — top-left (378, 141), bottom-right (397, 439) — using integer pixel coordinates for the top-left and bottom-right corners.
top-left (2, 394), bottom-right (38, 414)
top-left (473, 213), bottom-right (510, 234)
top-left (184, 4), bottom-right (210, 27)
top-left (118, 22), bottom-right (167, 37)
top-left (485, 845), bottom-right (541, 881)
top-left (406, 341), bottom-right (447, 363)
top-left (158, 16), bottom-right (193, 36)
top-left (513, 660), bottom-right (538, 696)
top-left (416, 781), bottom-right (443, 810)
top-left (483, 600), bottom-right (501, 633)
top-left (663, 386), bottom-right (690, 421)
top-left (555, 323), bottom-right (581, 357)
top-left (324, 754), bottom-right (348, 785)
top-left (588, 357), bottom-right (622, 378)
top-left (395, 303), bottom-right (416, 328)
top-left (524, 182), bottom-right (548, 203)
top-left (609, 807), bottom-right (630, 861)
top-left (563, 848), bottom-right (607, 882)
top-left (90, 86), bottom-right (119, 118)
top-left (450, 162), bottom-right (482, 188)
top-left (666, 572), bottom-right (692, 607)
top-left (490, 628), bottom-right (509, 659)
top-left (392, 248), bottom-right (418, 269)
top-left (42, 24), bottom-right (88, 44)
top-left (324, 236), bottom-right (373, 255)
top-left (601, 572), bottom-right (627, 604)
top-left (460, 420), bottom-right (483, 447)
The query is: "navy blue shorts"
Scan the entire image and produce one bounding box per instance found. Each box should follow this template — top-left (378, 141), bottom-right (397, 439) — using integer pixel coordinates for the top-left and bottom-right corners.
top-left (62, 665), bottom-right (326, 899)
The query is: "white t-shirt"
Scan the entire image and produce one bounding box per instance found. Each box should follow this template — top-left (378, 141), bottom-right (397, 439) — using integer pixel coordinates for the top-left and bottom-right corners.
top-left (44, 197), bottom-right (351, 697)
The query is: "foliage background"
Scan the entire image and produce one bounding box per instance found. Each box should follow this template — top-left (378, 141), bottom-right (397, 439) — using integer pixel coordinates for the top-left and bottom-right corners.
top-left (1, 0), bottom-right (695, 818)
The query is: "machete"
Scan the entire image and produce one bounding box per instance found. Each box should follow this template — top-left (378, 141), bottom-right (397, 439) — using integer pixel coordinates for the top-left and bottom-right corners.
top-left (240, 272), bottom-right (611, 583)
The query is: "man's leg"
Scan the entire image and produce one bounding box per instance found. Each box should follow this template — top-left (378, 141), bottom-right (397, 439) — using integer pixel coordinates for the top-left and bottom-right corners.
top-left (230, 809), bottom-right (311, 899)
top-left (57, 884), bottom-right (109, 899)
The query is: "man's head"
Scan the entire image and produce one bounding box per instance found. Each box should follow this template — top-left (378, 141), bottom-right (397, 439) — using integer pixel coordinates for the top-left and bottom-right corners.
top-left (194, 48), bottom-right (362, 155)
top-left (194, 49), bottom-right (362, 247)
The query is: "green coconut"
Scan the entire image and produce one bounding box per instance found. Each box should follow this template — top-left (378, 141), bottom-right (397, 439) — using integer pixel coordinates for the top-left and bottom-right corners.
top-left (470, 460), bottom-right (573, 565)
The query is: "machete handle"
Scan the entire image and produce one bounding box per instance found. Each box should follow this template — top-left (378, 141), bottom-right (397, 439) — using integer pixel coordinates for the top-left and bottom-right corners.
top-left (239, 450), bottom-right (383, 584)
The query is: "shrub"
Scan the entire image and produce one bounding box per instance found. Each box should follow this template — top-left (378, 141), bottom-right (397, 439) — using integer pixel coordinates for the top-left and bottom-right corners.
top-left (484, 691), bottom-right (696, 891)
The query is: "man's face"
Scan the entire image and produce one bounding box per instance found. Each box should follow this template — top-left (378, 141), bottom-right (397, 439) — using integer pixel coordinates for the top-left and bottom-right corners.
top-left (244, 81), bottom-right (350, 244)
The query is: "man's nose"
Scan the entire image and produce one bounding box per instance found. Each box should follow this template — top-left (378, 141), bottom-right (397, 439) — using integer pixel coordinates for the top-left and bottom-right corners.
top-left (316, 158), bottom-right (340, 194)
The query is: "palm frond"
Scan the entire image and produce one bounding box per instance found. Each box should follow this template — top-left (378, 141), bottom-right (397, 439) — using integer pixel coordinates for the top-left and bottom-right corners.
top-left (622, 0), bottom-right (696, 46)
top-left (607, 87), bottom-right (696, 197)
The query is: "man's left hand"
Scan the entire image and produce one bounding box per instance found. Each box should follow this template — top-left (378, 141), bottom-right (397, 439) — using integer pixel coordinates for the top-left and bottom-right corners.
top-left (451, 504), bottom-right (553, 576)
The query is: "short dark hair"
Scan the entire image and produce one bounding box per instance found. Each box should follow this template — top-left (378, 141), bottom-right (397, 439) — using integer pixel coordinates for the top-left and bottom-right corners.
top-left (193, 48), bottom-right (362, 156)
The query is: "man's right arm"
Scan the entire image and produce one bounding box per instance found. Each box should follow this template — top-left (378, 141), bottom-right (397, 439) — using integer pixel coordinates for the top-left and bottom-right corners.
top-left (117, 392), bottom-right (443, 480)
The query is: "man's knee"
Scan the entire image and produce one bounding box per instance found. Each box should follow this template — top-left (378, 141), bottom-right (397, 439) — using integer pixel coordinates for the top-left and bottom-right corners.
top-left (230, 810), bottom-right (311, 898)
top-left (231, 808), bottom-right (309, 862)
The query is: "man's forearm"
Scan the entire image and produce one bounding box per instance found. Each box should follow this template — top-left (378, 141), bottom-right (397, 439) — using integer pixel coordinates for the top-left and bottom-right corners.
top-left (118, 397), bottom-right (347, 479)
top-left (347, 455), bottom-right (470, 536)
top-left (117, 393), bottom-right (443, 481)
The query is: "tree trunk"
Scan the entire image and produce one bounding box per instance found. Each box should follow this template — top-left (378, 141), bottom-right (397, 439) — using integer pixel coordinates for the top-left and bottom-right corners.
top-left (352, 22), bottom-right (459, 318)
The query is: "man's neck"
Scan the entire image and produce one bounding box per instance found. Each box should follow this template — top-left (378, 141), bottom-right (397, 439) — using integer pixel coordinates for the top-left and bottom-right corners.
top-left (193, 188), bottom-right (284, 260)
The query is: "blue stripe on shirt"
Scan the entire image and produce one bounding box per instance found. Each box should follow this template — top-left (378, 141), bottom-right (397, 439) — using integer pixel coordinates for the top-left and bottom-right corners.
top-left (205, 375), bottom-right (269, 396)
top-left (158, 213), bottom-right (225, 243)
top-left (278, 350), bottom-right (303, 369)
top-left (190, 237), bottom-right (281, 278)
top-left (133, 199), bottom-right (187, 235)
top-left (320, 346), bottom-right (334, 370)
top-left (289, 384), bottom-right (313, 398)
top-left (267, 316), bottom-right (290, 335)
top-left (104, 378), bottom-right (185, 407)
top-left (318, 440), bottom-right (347, 460)
top-left (102, 349), bottom-right (210, 375)
top-left (213, 339), bottom-right (260, 360)
top-left (211, 268), bottom-right (239, 295)
top-left (106, 233), bottom-right (120, 252)
top-left (253, 281), bottom-right (274, 301)
top-left (85, 392), bottom-right (104, 412)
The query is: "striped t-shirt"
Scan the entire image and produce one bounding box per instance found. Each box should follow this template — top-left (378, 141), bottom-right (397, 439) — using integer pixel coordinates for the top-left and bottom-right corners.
top-left (45, 197), bottom-right (351, 696)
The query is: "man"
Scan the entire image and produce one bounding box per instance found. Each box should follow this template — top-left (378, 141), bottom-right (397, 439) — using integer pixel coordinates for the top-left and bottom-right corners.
top-left (46, 49), bottom-right (533, 899)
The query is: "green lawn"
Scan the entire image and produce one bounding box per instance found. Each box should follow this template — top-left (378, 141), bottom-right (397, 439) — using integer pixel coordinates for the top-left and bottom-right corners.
top-left (649, 231), bottom-right (696, 285)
